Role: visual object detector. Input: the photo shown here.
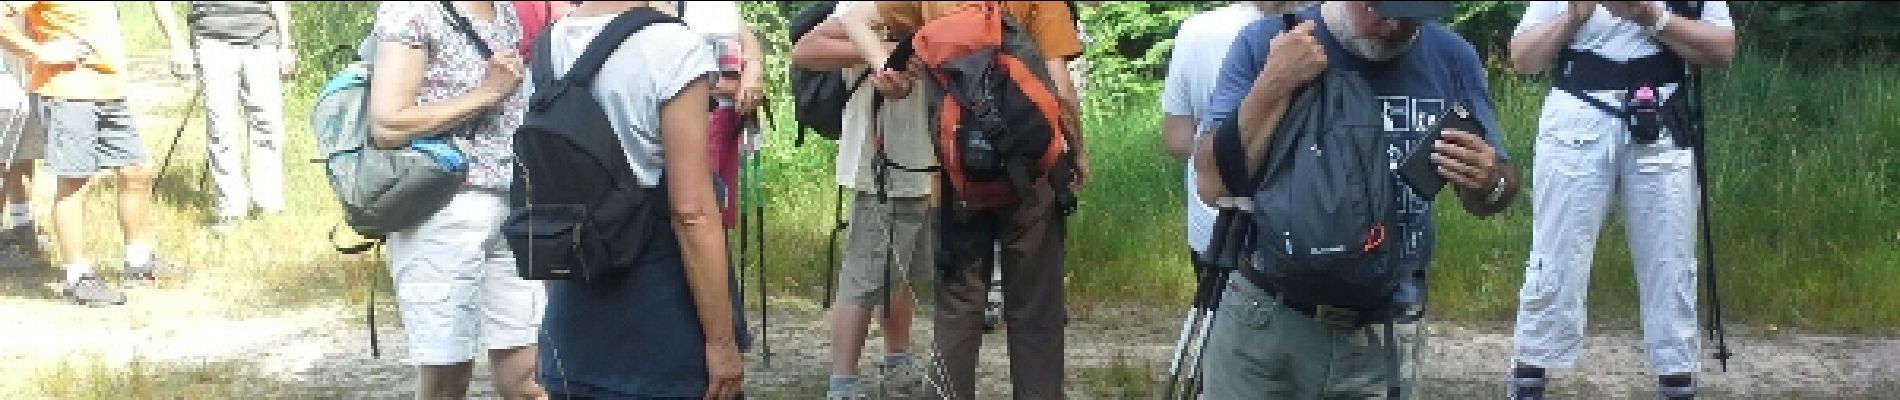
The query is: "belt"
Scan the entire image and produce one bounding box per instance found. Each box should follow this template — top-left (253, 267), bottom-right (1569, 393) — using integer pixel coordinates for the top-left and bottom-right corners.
top-left (1230, 272), bottom-right (1386, 329)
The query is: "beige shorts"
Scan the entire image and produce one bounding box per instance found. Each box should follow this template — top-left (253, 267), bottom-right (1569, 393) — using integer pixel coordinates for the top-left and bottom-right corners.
top-left (835, 194), bottom-right (934, 306)
top-left (386, 190), bottom-right (545, 365)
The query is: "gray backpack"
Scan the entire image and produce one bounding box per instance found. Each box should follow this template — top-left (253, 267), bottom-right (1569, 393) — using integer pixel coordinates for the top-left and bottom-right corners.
top-left (313, 2), bottom-right (495, 243)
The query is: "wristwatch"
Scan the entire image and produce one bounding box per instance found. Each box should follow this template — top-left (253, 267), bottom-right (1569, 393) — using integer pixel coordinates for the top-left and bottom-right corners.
top-left (1484, 175), bottom-right (1508, 205)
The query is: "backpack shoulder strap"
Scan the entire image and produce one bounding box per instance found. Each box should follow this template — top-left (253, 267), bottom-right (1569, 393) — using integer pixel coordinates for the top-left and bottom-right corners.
top-left (1212, 12), bottom-right (1301, 196)
top-left (529, 20), bottom-right (559, 90)
top-left (439, 1), bottom-right (496, 58)
top-left (563, 8), bottom-right (681, 85)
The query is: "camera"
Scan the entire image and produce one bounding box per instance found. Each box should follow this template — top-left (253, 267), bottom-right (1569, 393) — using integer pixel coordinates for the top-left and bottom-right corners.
top-left (1626, 83), bottom-right (1663, 145)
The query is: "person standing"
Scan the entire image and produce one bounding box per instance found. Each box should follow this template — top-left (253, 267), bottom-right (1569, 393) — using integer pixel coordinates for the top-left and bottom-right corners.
top-left (0, 1), bottom-right (185, 306)
top-left (1505, 2), bottom-right (1736, 399)
top-left (154, 1), bottom-right (296, 231)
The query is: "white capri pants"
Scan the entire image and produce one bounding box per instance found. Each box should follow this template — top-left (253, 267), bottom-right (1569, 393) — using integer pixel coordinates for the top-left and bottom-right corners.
top-left (387, 190), bottom-right (545, 366)
top-left (1511, 89), bottom-right (1703, 375)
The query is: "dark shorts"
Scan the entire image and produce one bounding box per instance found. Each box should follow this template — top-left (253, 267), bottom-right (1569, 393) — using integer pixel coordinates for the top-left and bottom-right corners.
top-left (36, 96), bottom-right (147, 177)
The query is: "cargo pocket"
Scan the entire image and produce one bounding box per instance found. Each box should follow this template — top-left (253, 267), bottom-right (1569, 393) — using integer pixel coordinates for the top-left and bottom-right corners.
top-left (1535, 108), bottom-right (1607, 180)
top-left (395, 281), bottom-right (464, 332)
top-left (1519, 253), bottom-right (1561, 304)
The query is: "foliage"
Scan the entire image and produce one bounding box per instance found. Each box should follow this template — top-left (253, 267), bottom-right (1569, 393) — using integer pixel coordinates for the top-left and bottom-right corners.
top-left (255, 1), bottom-right (1899, 330)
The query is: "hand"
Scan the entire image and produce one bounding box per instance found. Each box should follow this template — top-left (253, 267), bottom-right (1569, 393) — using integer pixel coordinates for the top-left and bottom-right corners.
top-left (280, 47), bottom-right (299, 79)
top-left (1601, 1), bottom-right (1661, 26)
top-left (869, 67), bottom-right (913, 99)
top-left (168, 47), bottom-right (196, 78)
top-left (1567, 1), bottom-right (1598, 23)
top-left (1430, 129), bottom-right (1501, 192)
top-left (1263, 21), bottom-right (1328, 87)
top-left (703, 340), bottom-right (744, 400)
top-left (35, 39), bottom-right (87, 65)
top-left (735, 78), bottom-right (765, 116)
top-left (476, 54), bottom-right (526, 98)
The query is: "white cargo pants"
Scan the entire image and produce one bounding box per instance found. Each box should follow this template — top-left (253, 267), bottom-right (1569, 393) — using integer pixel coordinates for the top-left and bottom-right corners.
top-left (1510, 89), bottom-right (1703, 375)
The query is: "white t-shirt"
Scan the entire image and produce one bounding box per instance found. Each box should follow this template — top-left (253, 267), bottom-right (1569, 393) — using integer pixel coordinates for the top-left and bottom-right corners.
top-left (535, 11), bottom-right (718, 188)
top-left (830, 1), bottom-right (936, 198)
top-left (1160, 3), bottom-right (1263, 256)
top-left (1514, 1), bottom-right (1733, 134)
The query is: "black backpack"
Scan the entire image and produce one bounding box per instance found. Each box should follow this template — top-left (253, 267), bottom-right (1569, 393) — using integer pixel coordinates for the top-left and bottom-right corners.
top-left (503, 8), bottom-right (681, 281)
top-left (1208, 13), bottom-right (1403, 397)
top-left (1213, 15), bottom-right (1398, 313)
top-left (789, 1), bottom-right (872, 147)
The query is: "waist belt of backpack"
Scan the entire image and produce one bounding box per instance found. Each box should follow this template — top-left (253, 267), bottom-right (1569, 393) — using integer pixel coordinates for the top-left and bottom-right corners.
top-left (1232, 263), bottom-right (1388, 328)
top-left (1552, 49), bottom-right (1686, 117)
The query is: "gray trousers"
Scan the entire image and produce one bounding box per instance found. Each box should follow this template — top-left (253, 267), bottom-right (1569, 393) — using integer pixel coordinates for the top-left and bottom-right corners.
top-left (193, 39), bottom-right (288, 217)
top-left (1201, 276), bottom-right (1426, 400)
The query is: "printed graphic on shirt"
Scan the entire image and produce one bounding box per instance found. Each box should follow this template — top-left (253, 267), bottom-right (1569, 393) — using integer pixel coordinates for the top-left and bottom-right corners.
top-left (1377, 95), bottom-right (1445, 268)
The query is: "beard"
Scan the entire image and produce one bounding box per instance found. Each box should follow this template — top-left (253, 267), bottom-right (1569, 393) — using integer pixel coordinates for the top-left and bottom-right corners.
top-left (1322, 2), bottom-right (1416, 62)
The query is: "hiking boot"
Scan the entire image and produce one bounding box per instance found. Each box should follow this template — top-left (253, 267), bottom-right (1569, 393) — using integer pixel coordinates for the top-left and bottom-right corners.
top-left (124, 258), bottom-right (188, 289)
top-left (1508, 367), bottom-right (1546, 400)
top-left (63, 275), bottom-right (127, 307)
top-left (1658, 374), bottom-right (1695, 400)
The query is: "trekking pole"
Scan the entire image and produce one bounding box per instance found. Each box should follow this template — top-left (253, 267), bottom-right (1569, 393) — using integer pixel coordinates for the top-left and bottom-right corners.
top-left (1685, 55), bottom-right (1733, 372)
top-left (752, 104), bottom-right (772, 366)
top-left (155, 86), bottom-right (205, 192)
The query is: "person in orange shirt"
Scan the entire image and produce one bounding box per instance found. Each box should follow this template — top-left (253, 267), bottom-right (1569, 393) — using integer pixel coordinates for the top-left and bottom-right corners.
top-left (840, 2), bottom-right (1085, 399)
top-left (0, 1), bottom-right (182, 307)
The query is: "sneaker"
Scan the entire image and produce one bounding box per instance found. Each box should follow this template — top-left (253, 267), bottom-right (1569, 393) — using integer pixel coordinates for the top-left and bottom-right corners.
top-left (124, 258), bottom-right (188, 288)
top-left (63, 276), bottom-right (127, 307)
top-left (1658, 374), bottom-right (1695, 400)
top-left (826, 377), bottom-right (867, 400)
top-left (885, 357), bottom-right (923, 398)
top-left (1509, 368), bottom-right (1546, 400)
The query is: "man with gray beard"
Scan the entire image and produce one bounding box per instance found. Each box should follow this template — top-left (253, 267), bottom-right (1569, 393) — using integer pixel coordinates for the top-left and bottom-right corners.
top-left (1190, 2), bottom-right (1523, 398)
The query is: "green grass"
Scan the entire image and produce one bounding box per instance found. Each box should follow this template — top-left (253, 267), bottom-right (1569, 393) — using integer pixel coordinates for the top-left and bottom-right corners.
top-left (1429, 47), bottom-right (1900, 332)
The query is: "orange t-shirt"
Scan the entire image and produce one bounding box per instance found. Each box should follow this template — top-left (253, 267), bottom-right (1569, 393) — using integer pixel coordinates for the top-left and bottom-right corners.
top-left (5, 1), bottom-right (125, 100)
top-left (875, 1), bottom-right (1083, 61)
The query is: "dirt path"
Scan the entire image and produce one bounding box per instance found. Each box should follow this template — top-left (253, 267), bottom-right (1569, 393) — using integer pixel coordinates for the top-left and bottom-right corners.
top-left (2, 293), bottom-right (1897, 399)
top-left (1, 55), bottom-right (1895, 399)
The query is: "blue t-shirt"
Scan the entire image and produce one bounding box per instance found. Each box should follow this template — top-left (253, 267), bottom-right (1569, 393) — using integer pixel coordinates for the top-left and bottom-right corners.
top-left (1203, 6), bottom-right (1511, 306)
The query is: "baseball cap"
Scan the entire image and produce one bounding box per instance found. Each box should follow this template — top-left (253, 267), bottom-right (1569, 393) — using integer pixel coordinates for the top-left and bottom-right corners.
top-left (1368, 1), bottom-right (1452, 21)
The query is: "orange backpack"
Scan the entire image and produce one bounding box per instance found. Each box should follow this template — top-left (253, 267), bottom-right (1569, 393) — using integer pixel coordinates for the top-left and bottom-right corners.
top-left (909, 2), bottom-right (1077, 213)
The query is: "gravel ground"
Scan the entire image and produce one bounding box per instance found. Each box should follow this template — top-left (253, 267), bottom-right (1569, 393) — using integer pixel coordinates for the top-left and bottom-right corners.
top-left (3, 285), bottom-right (1897, 400)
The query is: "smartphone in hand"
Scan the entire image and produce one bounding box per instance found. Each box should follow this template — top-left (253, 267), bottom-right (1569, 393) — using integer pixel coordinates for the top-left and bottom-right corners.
top-left (1399, 102), bottom-right (1483, 200)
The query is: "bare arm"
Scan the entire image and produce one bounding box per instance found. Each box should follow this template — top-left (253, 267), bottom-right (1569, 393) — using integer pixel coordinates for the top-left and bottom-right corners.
top-left (1508, 2), bottom-right (1592, 75)
top-left (1646, 7), bottom-right (1736, 66)
top-left (0, 4), bottom-right (41, 60)
top-left (840, 5), bottom-right (892, 70)
top-left (790, 17), bottom-right (878, 70)
top-left (662, 77), bottom-right (738, 349)
top-left (366, 42), bottom-right (512, 148)
top-left (736, 22), bottom-right (764, 87)
top-left (1456, 159), bottom-right (1521, 217)
top-left (1162, 115), bottom-right (1196, 163)
top-left (1191, 69), bottom-right (1300, 206)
